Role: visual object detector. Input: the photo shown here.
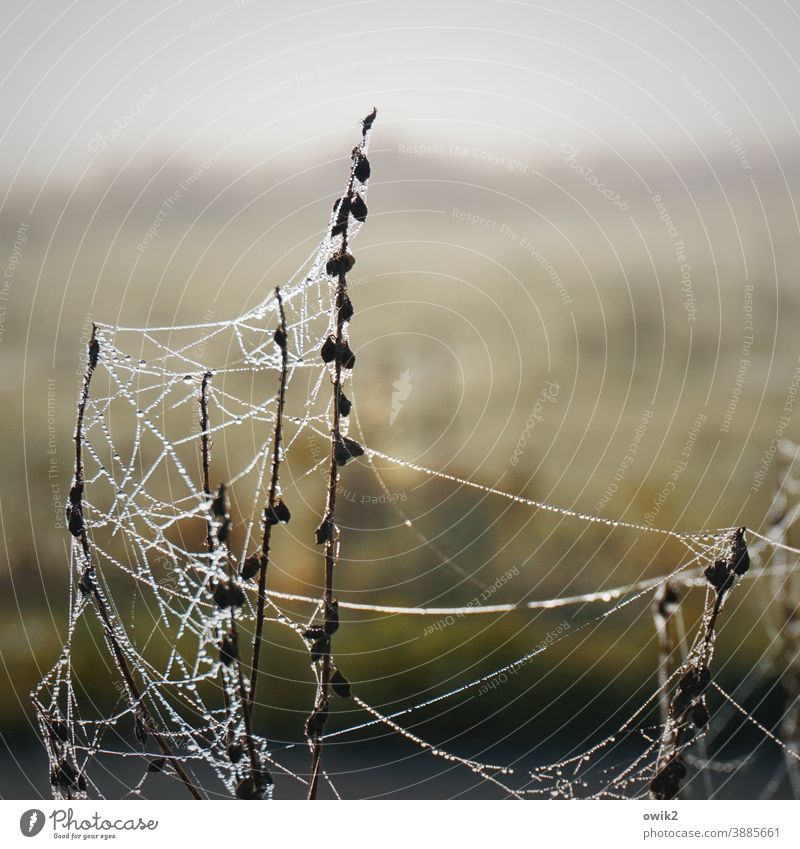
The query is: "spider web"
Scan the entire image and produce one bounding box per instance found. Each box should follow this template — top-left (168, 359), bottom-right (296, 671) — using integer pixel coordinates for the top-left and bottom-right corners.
top-left (32, 114), bottom-right (800, 801)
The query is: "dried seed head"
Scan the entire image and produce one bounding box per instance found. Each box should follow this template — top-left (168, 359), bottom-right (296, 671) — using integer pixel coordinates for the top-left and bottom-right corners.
top-left (305, 703), bottom-right (329, 738)
top-left (350, 194), bottom-right (368, 222)
top-left (235, 771), bottom-right (272, 799)
top-left (354, 154), bottom-right (370, 183)
top-left (309, 637), bottom-right (330, 663)
top-left (326, 252), bottom-right (356, 277)
top-left (730, 527), bottom-right (750, 576)
top-left (148, 757), bottom-right (166, 773)
top-left (88, 335), bottom-right (100, 371)
top-left (241, 554), bottom-right (262, 582)
top-left (274, 326), bottom-right (287, 350)
top-left (704, 559), bottom-right (734, 595)
top-left (650, 758), bottom-right (686, 800)
top-left (338, 390), bottom-right (352, 417)
top-left (337, 294), bottom-right (354, 324)
top-left (217, 518), bottom-right (231, 545)
top-left (334, 435), bottom-right (365, 467)
top-left (315, 517), bottom-right (334, 545)
top-left (49, 719), bottom-right (70, 742)
top-left (212, 579), bottom-right (245, 609)
top-left (693, 666), bottom-right (711, 695)
top-left (331, 667), bottom-right (352, 698)
top-left (211, 484), bottom-right (227, 519)
top-left (220, 630), bottom-right (238, 666)
top-left (265, 498), bottom-right (291, 525)
top-left (78, 569), bottom-right (94, 595)
top-left (690, 701), bottom-right (709, 729)
top-left (321, 335), bottom-right (337, 363)
top-left (51, 759), bottom-right (80, 789)
top-left (227, 741), bottom-right (243, 763)
top-left (362, 108), bottom-right (377, 136)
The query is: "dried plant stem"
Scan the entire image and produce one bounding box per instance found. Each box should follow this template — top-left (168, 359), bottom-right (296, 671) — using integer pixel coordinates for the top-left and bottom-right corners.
top-left (248, 288), bottom-right (288, 723)
top-left (73, 327), bottom-right (202, 799)
top-left (307, 116), bottom-right (372, 797)
top-left (199, 373), bottom-right (261, 790)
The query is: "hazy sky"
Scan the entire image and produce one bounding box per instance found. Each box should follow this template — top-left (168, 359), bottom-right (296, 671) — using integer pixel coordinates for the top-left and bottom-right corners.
top-left (1, 0), bottom-right (799, 193)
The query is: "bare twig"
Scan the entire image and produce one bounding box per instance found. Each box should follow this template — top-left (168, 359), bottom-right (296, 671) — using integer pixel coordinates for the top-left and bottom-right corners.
top-left (69, 327), bottom-right (203, 800)
top-left (248, 288), bottom-right (289, 724)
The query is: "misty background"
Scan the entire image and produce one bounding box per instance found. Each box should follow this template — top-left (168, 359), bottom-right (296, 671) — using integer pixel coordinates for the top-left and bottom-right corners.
top-left (2, 0), bottom-right (800, 798)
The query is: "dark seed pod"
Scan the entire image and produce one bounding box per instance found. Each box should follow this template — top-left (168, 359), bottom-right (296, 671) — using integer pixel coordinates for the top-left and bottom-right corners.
top-left (730, 527), bottom-right (750, 575)
top-left (217, 518), bottom-right (231, 545)
top-left (669, 688), bottom-right (693, 719)
top-left (704, 559), bottom-right (734, 594)
top-left (650, 758), bottom-right (686, 800)
top-left (324, 597), bottom-right (340, 635)
top-left (334, 436), bottom-right (365, 467)
top-left (66, 503), bottom-right (84, 537)
top-left (134, 710), bottom-right (149, 744)
top-left (241, 554), bottom-right (262, 582)
top-left (315, 517), bottom-right (334, 545)
top-left (266, 498), bottom-right (291, 525)
top-left (235, 772), bottom-right (271, 800)
top-left (326, 252), bottom-right (356, 277)
top-left (335, 196), bottom-right (351, 224)
top-left (677, 669), bottom-right (696, 695)
top-left (305, 703), bottom-right (329, 738)
top-left (692, 666), bottom-right (711, 695)
top-left (88, 335), bottom-right (100, 370)
top-left (338, 340), bottom-right (356, 370)
top-left (691, 701), bottom-right (709, 729)
top-left (337, 390), bottom-right (352, 417)
top-left (227, 741), bottom-right (243, 764)
top-left (362, 108), bottom-right (377, 135)
top-left (350, 194), bottom-right (368, 222)
top-left (274, 326), bottom-right (287, 350)
top-left (211, 484), bottom-right (227, 519)
top-left (220, 630), bottom-right (238, 666)
top-left (302, 625), bottom-right (327, 642)
top-left (354, 154), bottom-right (370, 183)
top-left (310, 637), bottom-right (330, 663)
top-left (321, 335), bottom-right (337, 363)
top-left (337, 294), bottom-right (354, 324)
top-left (78, 569), bottom-right (94, 595)
top-left (331, 668), bottom-right (351, 698)
top-left (148, 757), bottom-right (166, 773)
top-left (213, 579), bottom-right (245, 610)
top-left (51, 759), bottom-right (79, 789)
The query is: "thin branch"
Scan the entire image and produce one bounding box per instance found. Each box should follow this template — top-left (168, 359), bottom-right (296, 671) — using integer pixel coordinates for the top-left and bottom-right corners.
top-left (70, 327), bottom-right (203, 800)
top-left (248, 287), bottom-right (288, 723)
